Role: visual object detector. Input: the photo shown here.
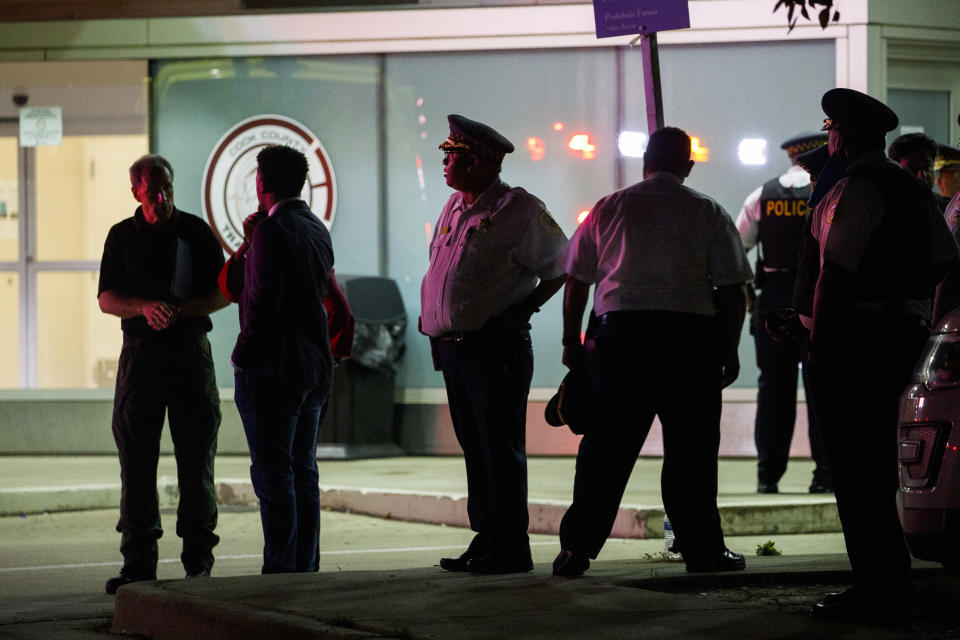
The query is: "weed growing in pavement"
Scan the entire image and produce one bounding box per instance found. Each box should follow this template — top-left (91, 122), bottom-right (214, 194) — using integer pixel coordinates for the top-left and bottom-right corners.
top-left (756, 540), bottom-right (782, 556)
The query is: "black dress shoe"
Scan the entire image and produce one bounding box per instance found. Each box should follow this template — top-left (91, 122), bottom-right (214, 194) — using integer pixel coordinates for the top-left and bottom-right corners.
top-left (105, 573), bottom-right (154, 595)
top-left (552, 549), bottom-right (590, 577)
top-left (685, 549), bottom-right (746, 573)
top-left (808, 482), bottom-right (834, 494)
top-left (439, 554), bottom-right (473, 572)
top-left (186, 567), bottom-right (211, 578)
top-left (810, 592), bottom-right (910, 626)
top-left (757, 483), bottom-right (779, 494)
top-left (466, 551), bottom-right (533, 574)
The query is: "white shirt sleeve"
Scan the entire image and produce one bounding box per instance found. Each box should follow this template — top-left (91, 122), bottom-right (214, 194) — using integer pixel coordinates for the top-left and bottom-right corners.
top-left (735, 186), bottom-right (763, 252)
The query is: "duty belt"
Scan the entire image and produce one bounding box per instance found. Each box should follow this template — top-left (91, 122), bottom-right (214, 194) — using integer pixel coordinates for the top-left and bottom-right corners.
top-left (437, 329), bottom-right (486, 342)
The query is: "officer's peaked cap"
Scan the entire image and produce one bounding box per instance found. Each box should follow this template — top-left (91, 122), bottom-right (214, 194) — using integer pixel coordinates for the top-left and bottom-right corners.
top-left (439, 114), bottom-right (514, 161)
top-left (544, 365), bottom-right (594, 436)
top-left (780, 132), bottom-right (827, 157)
top-left (821, 88), bottom-right (898, 138)
top-left (937, 143), bottom-right (960, 171)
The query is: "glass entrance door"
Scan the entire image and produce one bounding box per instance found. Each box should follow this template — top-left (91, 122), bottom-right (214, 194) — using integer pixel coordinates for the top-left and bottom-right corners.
top-left (0, 135), bottom-right (19, 387)
top-left (32, 135), bottom-right (147, 388)
top-left (0, 59), bottom-right (149, 389)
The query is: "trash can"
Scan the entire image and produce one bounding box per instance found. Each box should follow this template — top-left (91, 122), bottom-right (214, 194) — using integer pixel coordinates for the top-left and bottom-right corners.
top-left (317, 275), bottom-right (407, 459)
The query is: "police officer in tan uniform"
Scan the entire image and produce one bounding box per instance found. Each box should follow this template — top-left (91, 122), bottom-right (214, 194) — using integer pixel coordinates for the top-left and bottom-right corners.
top-left (736, 133), bottom-right (831, 495)
top-left (420, 115), bottom-right (567, 574)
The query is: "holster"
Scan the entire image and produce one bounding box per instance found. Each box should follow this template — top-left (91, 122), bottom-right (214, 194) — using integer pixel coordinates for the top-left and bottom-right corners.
top-left (429, 337), bottom-right (442, 372)
top-left (754, 257), bottom-right (766, 289)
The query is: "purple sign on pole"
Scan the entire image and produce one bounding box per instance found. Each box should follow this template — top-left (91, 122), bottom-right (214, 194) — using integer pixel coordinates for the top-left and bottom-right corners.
top-left (593, 0), bottom-right (689, 39)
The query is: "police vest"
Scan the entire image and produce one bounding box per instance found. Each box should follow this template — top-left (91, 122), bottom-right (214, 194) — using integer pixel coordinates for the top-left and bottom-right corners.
top-left (758, 177), bottom-right (811, 270)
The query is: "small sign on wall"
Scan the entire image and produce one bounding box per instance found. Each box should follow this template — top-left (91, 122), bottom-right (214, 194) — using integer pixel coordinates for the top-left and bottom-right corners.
top-left (592, 0), bottom-right (690, 38)
top-left (20, 106), bottom-right (63, 147)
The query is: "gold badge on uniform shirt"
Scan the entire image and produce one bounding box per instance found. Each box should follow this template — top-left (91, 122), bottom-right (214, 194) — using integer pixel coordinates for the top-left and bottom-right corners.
top-left (439, 226), bottom-right (451, 234)
top-left (826, 201), bottom-right (838, 224)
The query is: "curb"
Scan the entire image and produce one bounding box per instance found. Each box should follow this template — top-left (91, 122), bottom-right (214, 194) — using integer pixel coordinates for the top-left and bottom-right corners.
top-left (113, 581), bottom-right (382, 640)
top-left (1, 481), bottom-right (842, 538)
top-left (0, 481), bottom-right (178, 516)
top-left (219, 482), bottom-right (841, 538)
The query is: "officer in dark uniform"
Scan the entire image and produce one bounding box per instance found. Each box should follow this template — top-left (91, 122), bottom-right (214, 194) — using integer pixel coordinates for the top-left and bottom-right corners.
top-left (803, 89), bottom-right (958, 624)
top-left (735, 133), bottom-right (831, 494)
top-left (933, 141), bottom-right (960, 323)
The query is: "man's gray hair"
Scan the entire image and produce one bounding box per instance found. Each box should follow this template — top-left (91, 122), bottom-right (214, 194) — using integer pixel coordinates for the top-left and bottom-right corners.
top-left (129, 154), bottom-right (174, 186)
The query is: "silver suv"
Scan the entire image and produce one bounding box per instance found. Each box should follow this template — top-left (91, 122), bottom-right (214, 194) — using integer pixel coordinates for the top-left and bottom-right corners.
top-left (899, 308), bottom-right (960, 573)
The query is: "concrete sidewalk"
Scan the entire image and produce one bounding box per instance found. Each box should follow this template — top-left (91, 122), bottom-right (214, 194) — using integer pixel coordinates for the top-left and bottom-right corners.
top-left (111, 553), bottom-right (953, 640)
top-left (12, 454), bottom-right (956, 639)
top-left (0, 455), bottom-right (839, 539)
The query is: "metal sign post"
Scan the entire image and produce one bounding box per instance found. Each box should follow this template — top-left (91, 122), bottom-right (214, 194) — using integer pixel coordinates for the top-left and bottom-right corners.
top-left (592, 0), bottom-right (689, 134)
top-left (639, 33), bottom-right (664, 133)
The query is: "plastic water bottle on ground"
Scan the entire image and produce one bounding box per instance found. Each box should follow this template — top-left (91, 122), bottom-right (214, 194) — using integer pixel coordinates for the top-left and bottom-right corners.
top-left (663, 516), bottom-right (681, 560)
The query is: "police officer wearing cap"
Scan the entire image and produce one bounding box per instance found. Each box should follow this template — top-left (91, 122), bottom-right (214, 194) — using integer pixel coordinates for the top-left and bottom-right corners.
top-left (933, 133), bottom-right (960, 323)
top-left (420, 115), bottom-right (567, 574)
top-left (935, 143), bottom-right (960, 205)
top-left (736, 132), bottom-right (832, 496)
top-left (804, 88), bottom-right (958, 623)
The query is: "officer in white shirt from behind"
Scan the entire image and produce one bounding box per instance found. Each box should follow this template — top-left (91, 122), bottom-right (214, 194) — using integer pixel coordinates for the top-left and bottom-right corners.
top-left (552, 126), bottom-right (752, 578)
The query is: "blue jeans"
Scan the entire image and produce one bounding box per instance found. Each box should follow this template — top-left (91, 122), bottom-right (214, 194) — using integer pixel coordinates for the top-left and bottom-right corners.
top-left (235, 371), bottom-right (330, 573)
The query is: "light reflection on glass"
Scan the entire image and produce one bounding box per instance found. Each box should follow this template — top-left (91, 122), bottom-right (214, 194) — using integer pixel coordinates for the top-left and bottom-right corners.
top-left (553, 122), bottom-right (565, 132)
top-left (416, 154), bottom-right (425, 190)
top-left (618, 131), bottom-right (648, 158)
top-left (568, 134), bottom-right (596, 160)
top-left (691, 136), bottom-right (710, 162)
top-left (738, 138), bottom-right (768, 165)
top-left (577, 209), bottom-right (590, 224)
top-left (527, 137), bottom-right (545, 162)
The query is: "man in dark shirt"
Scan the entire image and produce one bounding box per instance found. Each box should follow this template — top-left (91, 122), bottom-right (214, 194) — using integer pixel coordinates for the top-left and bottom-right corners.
top-left (98, 154), bottom-right (228, 594)
top-left (232, 145), bottom-right (334, 574)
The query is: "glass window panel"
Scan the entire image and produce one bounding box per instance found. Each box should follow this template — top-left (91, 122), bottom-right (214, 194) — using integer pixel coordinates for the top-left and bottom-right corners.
top-left (0, 271), bottom-right (18, 387)
top-left (887, 88), bottom-right (950, 147)
top-left (624, 40), bottom-right (834, 388)
top-left (385, 49), bottom-right (619, 389)
top-left (0, 137), bottom-right (18, 262)
top-left (36, 270), bottom-right (120, 388)
top-left (152, 56), bottom-right (381, 388)
top-left (624, 40), bottom-right (835, 218)
top-left (36, 135), bottom-right (148, 262)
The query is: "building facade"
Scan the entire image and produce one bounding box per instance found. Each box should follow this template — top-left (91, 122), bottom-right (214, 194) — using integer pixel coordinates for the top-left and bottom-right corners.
top-left (0, 0), bottom-right (958, 455)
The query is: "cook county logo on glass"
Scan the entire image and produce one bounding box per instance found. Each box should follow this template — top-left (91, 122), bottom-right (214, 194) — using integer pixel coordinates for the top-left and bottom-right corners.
top-left (202, 114), bottom-right (336, 252)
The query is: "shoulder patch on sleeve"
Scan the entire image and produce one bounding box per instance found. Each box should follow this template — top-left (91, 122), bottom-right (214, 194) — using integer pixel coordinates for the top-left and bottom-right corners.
top-left (539, 210), bottom-right (564, 235)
